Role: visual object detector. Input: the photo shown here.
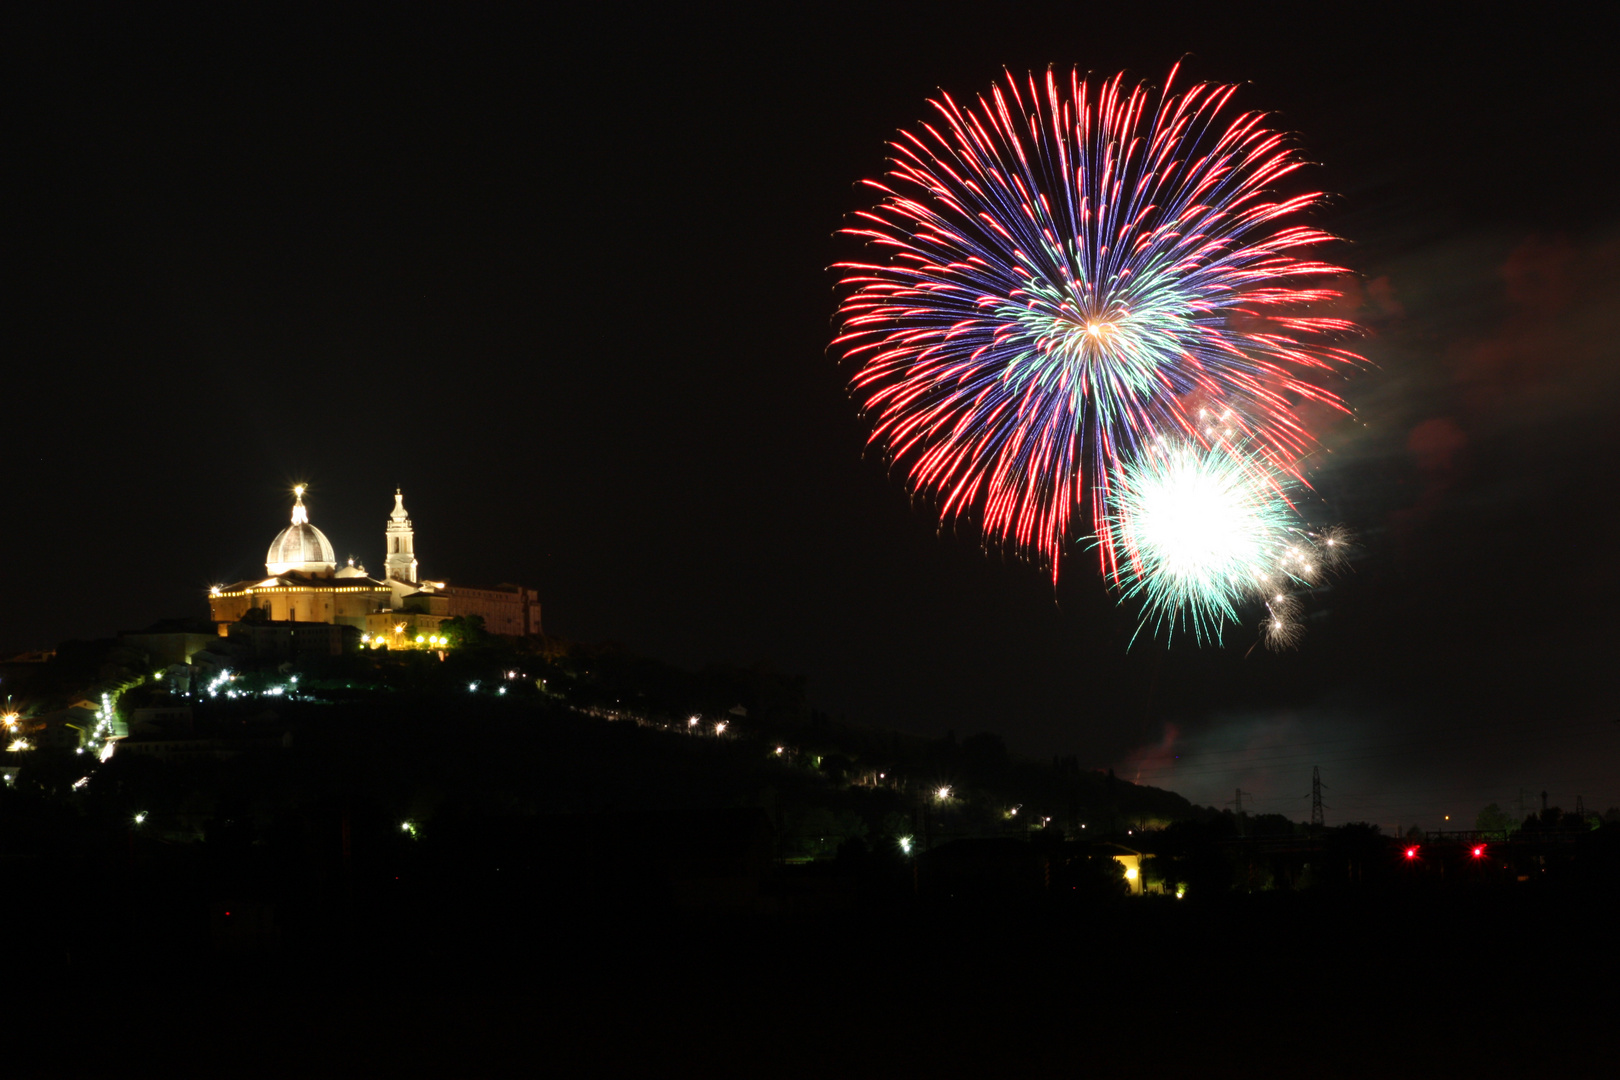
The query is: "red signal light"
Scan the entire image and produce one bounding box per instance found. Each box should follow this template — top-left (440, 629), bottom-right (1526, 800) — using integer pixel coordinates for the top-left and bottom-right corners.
top-left (1404, 847), bottom-right (1418, 860)
top-left (1471, 845), bottom-right (1485, 858)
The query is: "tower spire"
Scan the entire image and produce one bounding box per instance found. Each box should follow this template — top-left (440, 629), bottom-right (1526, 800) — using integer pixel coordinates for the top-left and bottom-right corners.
top-left (291, 484), bottom-right (309, 525)
top-left (385, 488), bottom-right (418, 583)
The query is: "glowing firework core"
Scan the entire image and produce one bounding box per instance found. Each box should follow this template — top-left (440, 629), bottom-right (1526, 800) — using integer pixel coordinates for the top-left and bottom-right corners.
top-left (1104, 441), bottom-right (1334, 647)
top-left (1127, 447), bottom-right (1286, 595)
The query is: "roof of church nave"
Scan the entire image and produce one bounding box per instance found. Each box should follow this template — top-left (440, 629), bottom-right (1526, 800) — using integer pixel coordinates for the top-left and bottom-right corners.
top-left (214, 570), bottom-right (390, 593)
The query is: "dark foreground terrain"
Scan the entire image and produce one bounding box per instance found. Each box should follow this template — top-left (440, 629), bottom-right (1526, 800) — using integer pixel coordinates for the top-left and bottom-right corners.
top-left (5, 650), bottom-right (1612, 1075)
top-left (13, 878), bottom-right (1615, 1078)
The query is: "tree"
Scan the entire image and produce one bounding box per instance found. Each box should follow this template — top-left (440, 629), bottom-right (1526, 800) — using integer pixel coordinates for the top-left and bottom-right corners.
top-left (959, 731), bottom-right (1009, 787)
top-left (439, 614), bottom-right (487, 649)
top-left (12, 746), bottom-right (87, 799)
top-left (1475, 803), bottom-right (1516, 840)
top-left (1061, 851), bottom-right (1128, 902)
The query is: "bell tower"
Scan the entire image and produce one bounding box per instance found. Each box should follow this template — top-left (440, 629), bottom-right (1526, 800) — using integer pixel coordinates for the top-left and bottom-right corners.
top-left (384, 488), bottom-right (418, 584)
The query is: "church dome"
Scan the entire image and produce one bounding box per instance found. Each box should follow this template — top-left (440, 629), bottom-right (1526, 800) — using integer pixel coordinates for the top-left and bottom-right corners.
top-left (267, 486), bottom-right (337, 575)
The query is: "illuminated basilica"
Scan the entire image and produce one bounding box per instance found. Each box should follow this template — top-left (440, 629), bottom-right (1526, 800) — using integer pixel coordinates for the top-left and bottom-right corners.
top-left (208, 487), bottom-right (540, 647)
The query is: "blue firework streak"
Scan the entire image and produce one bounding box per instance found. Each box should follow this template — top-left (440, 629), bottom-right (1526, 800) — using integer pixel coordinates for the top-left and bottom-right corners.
top-left (834, 65), bottom-right (1360, 581)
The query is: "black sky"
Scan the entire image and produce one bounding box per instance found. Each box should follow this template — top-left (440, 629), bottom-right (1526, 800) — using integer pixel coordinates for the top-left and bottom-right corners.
top-left (6, 4), bottom-right (1618, 827)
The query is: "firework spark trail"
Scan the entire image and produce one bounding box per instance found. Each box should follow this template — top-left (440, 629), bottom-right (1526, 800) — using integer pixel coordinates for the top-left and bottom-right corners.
top-left (834, 66), bottom-right (1361, 586)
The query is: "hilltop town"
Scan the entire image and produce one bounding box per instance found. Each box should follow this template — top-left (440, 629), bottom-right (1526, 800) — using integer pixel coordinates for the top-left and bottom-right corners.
top-left (4, 488), bottom-right (1619, 1076)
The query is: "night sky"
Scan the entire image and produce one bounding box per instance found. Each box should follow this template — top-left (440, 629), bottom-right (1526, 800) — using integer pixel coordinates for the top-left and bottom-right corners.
top-left (7, 5), bottom-right (1617, 829)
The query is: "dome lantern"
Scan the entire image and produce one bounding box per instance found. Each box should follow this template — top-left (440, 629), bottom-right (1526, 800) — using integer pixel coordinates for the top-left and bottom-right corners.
top-left (267, 486), bottom-right (337, 576)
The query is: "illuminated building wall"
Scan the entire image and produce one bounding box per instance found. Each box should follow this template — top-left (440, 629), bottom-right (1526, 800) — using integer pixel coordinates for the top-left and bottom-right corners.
top-left (401, 584), bottom-right (541, 636)
top-left (209, 577), bottom-right (392, 628)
